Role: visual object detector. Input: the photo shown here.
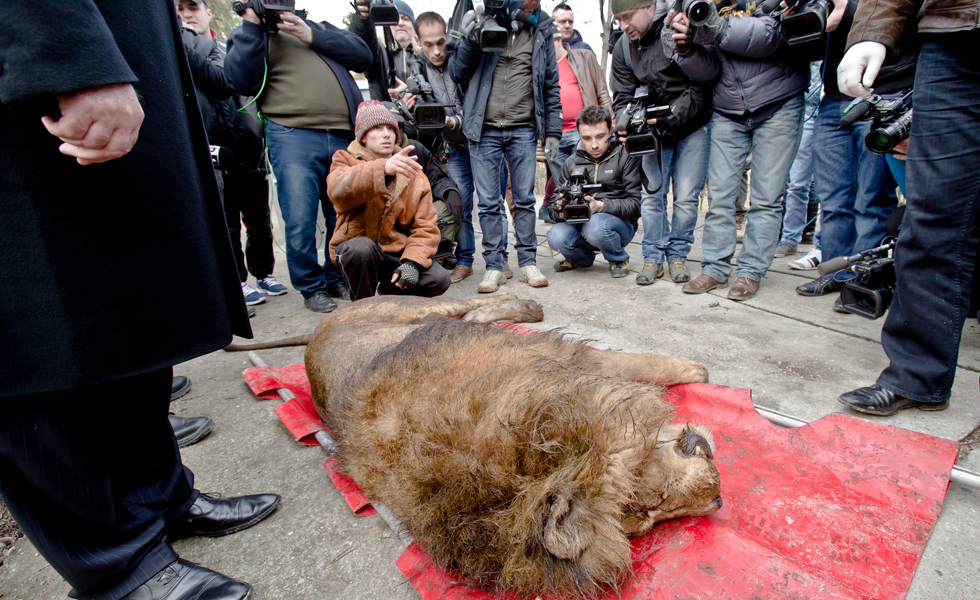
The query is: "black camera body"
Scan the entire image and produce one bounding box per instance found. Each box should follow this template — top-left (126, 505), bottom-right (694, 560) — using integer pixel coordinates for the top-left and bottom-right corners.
top-left (616, 86), bottom-right (671, 157)
top-left (368, 0), bottom-right (400, 26)
top-left (761, 0), bottom-right (830, 45)
top-left (839, 90), bottom-right (913, 154)
top-left (231, 0), bottom-right (306, 33)
top-left (405, 64), bottom-right (447, 135)
top-left (840, 255), bottom-right (896, 319)
top-left (559, 167), bottom-right (603, 224)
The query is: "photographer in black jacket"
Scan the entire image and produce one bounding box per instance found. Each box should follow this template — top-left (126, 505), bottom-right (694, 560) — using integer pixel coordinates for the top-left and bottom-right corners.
top-left (547, 105), bottom-right (642, 279)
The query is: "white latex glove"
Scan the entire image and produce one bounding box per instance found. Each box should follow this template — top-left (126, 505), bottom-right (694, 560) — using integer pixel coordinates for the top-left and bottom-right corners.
top-left (837, 41), bottom-right (887, 98)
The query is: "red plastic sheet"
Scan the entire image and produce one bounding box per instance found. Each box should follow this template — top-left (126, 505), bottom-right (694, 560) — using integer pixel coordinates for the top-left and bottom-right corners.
top-left (398, 383), bottom-right (958, 600)
top-left (243, 349), bottom-right (959, 599)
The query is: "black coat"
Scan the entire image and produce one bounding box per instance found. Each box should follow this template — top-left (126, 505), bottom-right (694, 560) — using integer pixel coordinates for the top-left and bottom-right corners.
top-left (0, 0), bottom-right (251, 397)
top-left (549, 141), bottom-right (642, 230)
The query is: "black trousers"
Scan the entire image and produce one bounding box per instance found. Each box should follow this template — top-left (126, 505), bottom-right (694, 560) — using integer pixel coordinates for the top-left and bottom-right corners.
top-left (335, 237), bottom-right (451, 302)
top-left (222, 169), bottom-right (275, 282)
top-left (0, 368), bottom-right (197, 600)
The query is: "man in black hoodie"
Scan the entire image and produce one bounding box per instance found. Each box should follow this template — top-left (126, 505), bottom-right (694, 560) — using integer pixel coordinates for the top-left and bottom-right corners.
top-left (547, 105), bottom-right (642, 278)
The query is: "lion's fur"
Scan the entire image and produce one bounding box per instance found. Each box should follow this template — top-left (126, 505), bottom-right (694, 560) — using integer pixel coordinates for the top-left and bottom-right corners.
top-left (306, 298), bottom-right (721, 598)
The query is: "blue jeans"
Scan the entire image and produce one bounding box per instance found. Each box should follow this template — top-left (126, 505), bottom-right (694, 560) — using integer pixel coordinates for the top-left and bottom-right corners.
top-left (780, 113), bottom-right (816, 245)
top-left (640, 121), bottom-right (711, 263)
top-left (812, 97), bottom-right (895, 263)
top-left (701, 95), bottom-right (805, 282)
top-left (469, 125), bottom-right (539, 270)
top-left (877, 34), bottom-right (980, 403)
top-left (265, 121), bottom-right (347, 297)
top-left (547, 129), bottom-right (581, 181)
top-left (885, 155), bottom-right (907, 196)
top-left (448, 149), bottom-right (476, 267)
top-left (546, 212), bottom-right (635, 265)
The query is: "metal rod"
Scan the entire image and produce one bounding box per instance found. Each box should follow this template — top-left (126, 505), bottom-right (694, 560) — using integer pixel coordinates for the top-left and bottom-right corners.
top-left (247, 351), bottom-right (413, 544)
top-left (754, 405), bottom-right (980, 490)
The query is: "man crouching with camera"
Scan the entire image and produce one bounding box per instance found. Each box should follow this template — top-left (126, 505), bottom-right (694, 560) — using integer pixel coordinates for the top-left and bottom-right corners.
top-left (546, 105), bottom-right (642, 278)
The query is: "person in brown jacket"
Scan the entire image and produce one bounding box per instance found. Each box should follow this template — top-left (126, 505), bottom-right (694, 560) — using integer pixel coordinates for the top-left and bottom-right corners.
top-left (327, 100), bottom-right (450, 301)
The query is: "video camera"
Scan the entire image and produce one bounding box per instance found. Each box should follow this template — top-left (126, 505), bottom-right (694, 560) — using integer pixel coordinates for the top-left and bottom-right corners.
top-left (839, 91), bottom-right (913, 155)
top-left (231, 0), bottom-right (306, 34)
top-left (557, 167), bottom-right (603, 224)
top-left (761, 0), bottom-right (831, 45)
top-left (367, 0), bottom-right (400, 25)
top-left (817, 241), bottom-right (897, 319)
top-left (453, 0), bottom-right (531, 52)
top-left (405, 63), bottom-right (447, 135)
top-left (682, 0), bottom-right (715, 24)
top-left (615, 86), bottom-right (671, 157)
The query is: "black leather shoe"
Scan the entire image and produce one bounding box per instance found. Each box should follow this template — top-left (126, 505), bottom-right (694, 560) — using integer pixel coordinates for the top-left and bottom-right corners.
top-left (169, 414), bottom-right (214, 448)
top-left (833, 297), bottom-right (850, 314)
top-left (838, 385), bottom-right (949, 416)
top-left (170, 493), bottom-right (281, 540)
top-left (171, 376), bottom-right (191, 401)
top-left (121, 559), bottom-right (250, 600)
top-left (796, 275), bottom-right (845, 297)
top-left (326, 282), bottom-right (351, 300)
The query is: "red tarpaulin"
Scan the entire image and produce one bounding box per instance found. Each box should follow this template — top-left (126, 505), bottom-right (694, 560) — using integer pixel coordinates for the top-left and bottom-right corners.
top-left (244, 358), bottom-right (958, 600)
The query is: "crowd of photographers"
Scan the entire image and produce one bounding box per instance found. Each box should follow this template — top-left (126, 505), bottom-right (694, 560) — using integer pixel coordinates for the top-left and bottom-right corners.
top-left (204, 1), bottom-right (966, 427)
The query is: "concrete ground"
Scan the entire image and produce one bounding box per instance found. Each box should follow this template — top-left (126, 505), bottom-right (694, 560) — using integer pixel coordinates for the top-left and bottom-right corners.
top-left (2, 204), bottom-right (978, 600)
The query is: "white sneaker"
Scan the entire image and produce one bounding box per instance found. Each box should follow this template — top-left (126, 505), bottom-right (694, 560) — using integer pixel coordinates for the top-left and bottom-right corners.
top-left (518, 265), bottom-right (549, 287)
top-left (788, 247), bottom-right (821, 270)
top-left (477, 270), bottom-right (507, 293)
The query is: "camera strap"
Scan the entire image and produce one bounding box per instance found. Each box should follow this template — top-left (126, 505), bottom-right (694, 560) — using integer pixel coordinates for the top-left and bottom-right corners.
top-left (621, 35), bottom-right (635, 72)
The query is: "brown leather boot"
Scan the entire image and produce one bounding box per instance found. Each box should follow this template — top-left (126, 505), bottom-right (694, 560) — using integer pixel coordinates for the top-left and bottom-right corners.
top-left (727, 277), bottom-right (760, 301)
top-left (682, 274), bottom-right (726, 294)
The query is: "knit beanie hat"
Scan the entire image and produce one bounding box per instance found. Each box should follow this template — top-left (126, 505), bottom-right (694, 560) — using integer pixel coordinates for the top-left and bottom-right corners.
top-left (354, 100), bottom-right (399, 144)
top-left (393, 0), bottom-right (415, 23)
top-left (610, 0), bottom-right (656, 13)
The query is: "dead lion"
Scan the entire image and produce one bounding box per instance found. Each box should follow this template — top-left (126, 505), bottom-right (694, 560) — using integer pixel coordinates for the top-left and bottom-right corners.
top-left (302, 295), bottom-right (721, 599)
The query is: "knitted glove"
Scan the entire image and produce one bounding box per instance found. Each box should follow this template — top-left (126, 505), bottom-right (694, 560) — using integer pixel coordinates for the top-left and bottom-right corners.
top-left (394, 261), bottom-right (420, 287)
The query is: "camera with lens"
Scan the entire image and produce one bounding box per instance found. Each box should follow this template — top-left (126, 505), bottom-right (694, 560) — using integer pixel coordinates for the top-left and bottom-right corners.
top-left (839, 90), bottom-right (913, 155)
top-left (367, 0), bottom-right (400, 25)
top-left (231, 0), bottom-right (306, 33)
top-left (761, 0), bottom-right (831, 45)
top-left (682, 0), bottom-right (715, 25)
top-left (615, 86), bottom-right (671, 157)
top-left (557, 167), bottom-right (604, 224)
top-left (405, 63), bottom-right (447, 135)
top-left (817, 241), bottom-right (897, 319)
top-left (452, 0), bottom-right (520, 52)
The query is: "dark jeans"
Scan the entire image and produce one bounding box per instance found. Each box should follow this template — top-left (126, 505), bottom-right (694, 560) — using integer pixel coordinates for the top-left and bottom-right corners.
top-left (0, 368), bottom-right (197, 600)
top-left (222, 169), bottom-right (275, 282)
top-left (265, 121), bottom-right (347, 297)
top-left (877, 33), bottom-right (980, 403)
top-left (334, 237), bottom-right (450, 302)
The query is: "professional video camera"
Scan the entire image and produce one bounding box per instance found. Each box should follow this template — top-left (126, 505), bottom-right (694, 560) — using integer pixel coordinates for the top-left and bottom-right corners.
top-left (452, 0), bottom-right (534, 52)
top-left (839, 91), bottom-right (913, 154)
top-left (761, 0), bottom-right (831, 45)
top-left (556, 167), bottom-right (604, 224)
top-left (405, 63), bottom-right (447, 135)
top-left (232, 0), bottom-right (306, 33)
top-left (682, 0), bottom-right (715, 24)
top-left (615, 86), bottom-right (671, 157)
top-left (817, 241), bottom-right (897, 319)
top-left (367, 0), bottom-right (400, 25)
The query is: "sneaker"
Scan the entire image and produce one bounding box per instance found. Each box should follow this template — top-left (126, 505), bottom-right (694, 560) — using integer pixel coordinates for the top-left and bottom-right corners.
top-left (503, 262), bottom-right (514, 279)
top-left (477, 269), bottom-right (507, 293)
top-left (449, 264), bottom-right (473, 284)
top-left (788, 247), bottom-right (821, 270)
top-left (304, 292), bottom-right (337, 313)
top-left (609, 260), bottom-right (630, 278)
top-left (256, 275), bottom-right (288, 296)
top-left (518, 265), bottom-right (549, 287)
top-left (635, 262), bottom-right (664, 286)
top-left (667, 260), bottom-right (690, 283)
top-left (735, 214), bottom-right (747, 242)
top-left (553, 260), bottom-right (581, 272)
top-left (773, 242), bottom-right (798, 258)
top-left (241, 282), bottom-right (266, 306)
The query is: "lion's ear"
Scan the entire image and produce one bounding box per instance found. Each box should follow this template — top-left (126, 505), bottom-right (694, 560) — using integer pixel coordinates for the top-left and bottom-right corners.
top-left (542, 489), bottom-right (595, 560)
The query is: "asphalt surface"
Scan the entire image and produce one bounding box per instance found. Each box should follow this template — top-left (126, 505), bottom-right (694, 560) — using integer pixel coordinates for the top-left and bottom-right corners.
top-left (2, 200), bottom-right (978, 600)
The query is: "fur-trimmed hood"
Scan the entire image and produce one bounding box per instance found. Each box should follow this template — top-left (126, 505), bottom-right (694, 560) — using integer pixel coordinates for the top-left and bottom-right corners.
top-left (326, 140), bottom-right (440, 267)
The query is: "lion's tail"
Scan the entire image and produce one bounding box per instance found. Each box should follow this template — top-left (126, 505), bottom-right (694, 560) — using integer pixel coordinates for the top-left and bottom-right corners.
top-left (224, 334), bottom-right (314, 352)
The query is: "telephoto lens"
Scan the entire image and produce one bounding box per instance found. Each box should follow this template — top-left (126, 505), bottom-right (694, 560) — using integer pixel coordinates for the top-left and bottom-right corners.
top-left (682, 0), bottom-right (713, 24)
